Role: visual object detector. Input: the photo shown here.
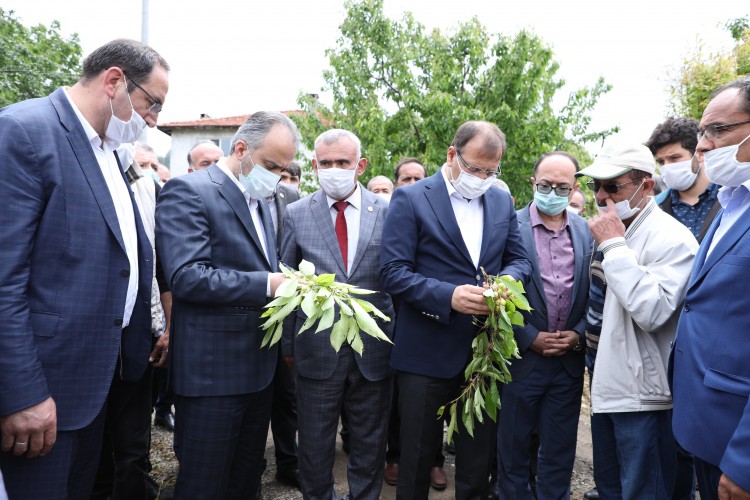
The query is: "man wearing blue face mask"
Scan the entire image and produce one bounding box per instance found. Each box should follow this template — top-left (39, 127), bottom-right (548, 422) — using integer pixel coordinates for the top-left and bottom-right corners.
top-left (575, 143), bottom-right (698, 500)
top-left (497, 151), bottom-right (592, 500)
top-left (672, 76), bottom-right (750, 500)
top-left (646, 117), bottom-right (721, 244)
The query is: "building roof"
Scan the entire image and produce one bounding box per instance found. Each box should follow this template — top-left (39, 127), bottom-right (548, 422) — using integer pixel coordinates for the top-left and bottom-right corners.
top-left (157, 110), bottom-right (306, 136)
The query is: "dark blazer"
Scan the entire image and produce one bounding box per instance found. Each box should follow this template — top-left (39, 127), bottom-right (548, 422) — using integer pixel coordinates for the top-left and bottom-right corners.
top-left (155, 164), bottom-right (278, 397)
top-left (0, 88), bottom-right (153, 431)
top-left (273, 183), bottom-right (300, 248)
top-left (659, 189), bottom-right (720, 243)
top-left (510, 205), bottom-right (593, 380)
top-left (280, 187), bottom-right (394, 381)
top-left (672, 208), bottom-right (750, 490)
top-left (380, 170), bottom-right (531, 379)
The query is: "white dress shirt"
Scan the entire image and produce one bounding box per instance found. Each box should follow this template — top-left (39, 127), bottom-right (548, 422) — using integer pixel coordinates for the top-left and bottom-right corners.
top-left (707, 182), bottom-right (750, 258)
top-left (326, 184), bottom-right (362, 274)
top-left (441, 165), bottom-right (484, 268)
top-left (64, 89), bottom-right (139, 327)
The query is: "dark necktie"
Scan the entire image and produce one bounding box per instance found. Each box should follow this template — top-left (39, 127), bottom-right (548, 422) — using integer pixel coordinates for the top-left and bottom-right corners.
top-left (334, 201), bottom-right (349, 271)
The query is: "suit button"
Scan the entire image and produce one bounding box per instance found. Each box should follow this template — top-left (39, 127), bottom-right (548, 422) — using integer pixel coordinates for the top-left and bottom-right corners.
top-left (114, 318), bottom-right (123, 326)
top-left (121, 269), bottom-right (130, 277)
top-left (476, 274), bottom-right (481, 281)
top-left (683, 304), bottom-right (690, 312)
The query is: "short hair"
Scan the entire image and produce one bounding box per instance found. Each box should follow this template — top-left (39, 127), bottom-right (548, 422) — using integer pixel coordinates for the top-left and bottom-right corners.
top-left (283, 160), bottom-right (302, 178)
top-left (187, 140), bottom-right (220, 166)
top-left (394, 157), bottom-right (427, 181)
top-left (367, 175), bottom-right (394, 191)
top-left (532, 151), bottom-right (580, 175)
top-left (314, 129), bottom-right (362, 159)
top-left (645, 117), bottom-right (699, 156)
top-left (629, 168), bottom-right (652, 180)
top-left (230, 111), bottom-right (301, 155)
top-left (81, 39), bottom-right (169, 91)
top-left (134, 142), bottom-right (155, 154)
top-left (710, 76), bottom-right (750, 115)
top-left (451, 121), bottom-right (506, 159)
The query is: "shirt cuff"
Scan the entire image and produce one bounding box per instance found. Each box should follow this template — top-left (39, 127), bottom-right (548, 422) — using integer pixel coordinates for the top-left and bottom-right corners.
top-left (266, 274), bottom-right (272, 297)
top-left (597, 236), bottom-right (626, 255)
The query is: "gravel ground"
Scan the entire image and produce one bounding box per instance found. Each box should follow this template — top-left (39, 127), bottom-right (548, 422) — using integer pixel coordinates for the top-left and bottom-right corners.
top-left (149, 377), bottom-right (595, 499)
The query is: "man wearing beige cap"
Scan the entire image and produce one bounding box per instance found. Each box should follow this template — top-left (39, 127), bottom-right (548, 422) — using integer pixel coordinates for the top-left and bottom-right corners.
top-left (576, 143), bottom-right (698, 499)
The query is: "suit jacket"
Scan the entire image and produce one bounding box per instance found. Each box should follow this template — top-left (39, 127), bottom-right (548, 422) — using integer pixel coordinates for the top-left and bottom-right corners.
top-left (272, 183), bottom-right (300, 248)
top-left (380, 170), bottom-right (531, 379)
top-left (672, 206), bottom-right (750, 490)
top-left (280, 187), bottom-right (394, 381)
top-left (155, 164), bottom-right (279, 397)
top-left (0, 88), bottom-right (153, 430)
top-left (510, 205), bottom-right (592, 380)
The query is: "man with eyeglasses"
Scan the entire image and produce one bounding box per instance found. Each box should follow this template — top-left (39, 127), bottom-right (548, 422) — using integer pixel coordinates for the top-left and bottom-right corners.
top-left (0, 39), bottom-right (169, 499)
top-left (496, 151), bottom-right (592, 500)
top-left (575, 143), bottom-right (698, 500)
top-left (672, 76), bottom-right (750, 500)
top-left (381, 120), bottom-right (531, 499)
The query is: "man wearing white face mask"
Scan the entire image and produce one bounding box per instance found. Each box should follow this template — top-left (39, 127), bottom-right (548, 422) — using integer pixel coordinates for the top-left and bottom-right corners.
top-left (381, 121), bottom-right (531, 499)
top-left (646, 117), bottom-right (721, 243)
top-left (672, 76), bottom-right (750, 500)
top-left (575, 143), bottom-right (698, 500)
top-left (280, 128), bottom-right (394, 500)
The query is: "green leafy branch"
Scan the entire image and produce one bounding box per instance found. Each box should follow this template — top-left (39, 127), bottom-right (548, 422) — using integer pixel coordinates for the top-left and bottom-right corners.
top-left (438, 271), bottom-right (531, 443)
top-left (260, 259), bottom-right (392, 355)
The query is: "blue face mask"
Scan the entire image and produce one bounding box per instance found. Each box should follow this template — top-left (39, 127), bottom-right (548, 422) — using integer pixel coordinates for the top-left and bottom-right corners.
top-left (534, 189), bottom-right (570, 216)
top-left (239, 155), bottom-right (281, 199)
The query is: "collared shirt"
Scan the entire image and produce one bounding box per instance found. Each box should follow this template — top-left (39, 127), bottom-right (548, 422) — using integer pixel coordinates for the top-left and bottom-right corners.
top-left (669, 183), bottom-right (719, 239)
top-left (325, 185), bottom-right (362, 274)
top-left (529, 202), bottom-right (575, 332)
top-left (441, 165), bottom-right (484, 268)
top-left (707, 182), bottom-right (750, 257)
top-left (63, 88), bottom-right (139, 328)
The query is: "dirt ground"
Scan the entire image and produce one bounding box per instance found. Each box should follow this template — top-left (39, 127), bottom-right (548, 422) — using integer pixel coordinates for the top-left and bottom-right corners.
top-left (150, 378), bottom-right (595, 499)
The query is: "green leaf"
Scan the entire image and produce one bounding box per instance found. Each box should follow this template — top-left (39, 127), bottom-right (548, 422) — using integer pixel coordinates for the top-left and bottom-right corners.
top-left (334, 296), bottom-right (353, 316)
top-left (316, 306), bottom-right (335, 333)
top-left (274, 277), bottom-right (298, 299)
top-left (298, 259), bottom-right (316, 277)
top-left (351, 299), bottom-right (392, 343)
top-left (346, 317), bottom-right (359, 343)
top-left (298, 311), bottom-right (320, 334)
top-left (265, 295), bottom-right (291, 309)
top-left (349, 287), bottom-right (377, 295)
top-left (301, 291), bottom-right (317, 317)
top-left (314, 273), bottom-right (336, 287)
top-left (269, 321), bottom-right (284, 347)
top-left (509, 310), bottom-right (525, 326)
top-left (351, 332), bottom-right (364, 355)
top-left (446, 404), bottom-right (458, 444)
top-left (330, 319), bottom-right (348, 352)
top-left (262, 295), bottom-right (303, 330)
top-left (462, 398), bottom-right (475, 438)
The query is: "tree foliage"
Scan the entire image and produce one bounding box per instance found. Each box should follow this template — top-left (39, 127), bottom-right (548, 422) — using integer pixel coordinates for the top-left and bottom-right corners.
top-left (0, 8), bottom-right (82, 108)
top-left (669, 16), bottom-right (750, 121)
top-left (292, 0), bottom-right (616, 205)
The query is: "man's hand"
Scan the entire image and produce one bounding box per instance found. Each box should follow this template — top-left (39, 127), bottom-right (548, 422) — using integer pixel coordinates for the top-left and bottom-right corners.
top-left (529, 330), bottom-right (578, 356)
top-left (719, 473), bottom-right (750, 499)
top-left (1, 397), bottom-right (57, 458)
top-left (588, 199), bottom-right (626, 245)
top-left (150, 330), bottom-right (170, 368)
top-left (283, 355), bottom-right (294, 370)
top-left (270, 272), bottom-right (288, 298)
top-left (451, 285), bottom-right (491, 315)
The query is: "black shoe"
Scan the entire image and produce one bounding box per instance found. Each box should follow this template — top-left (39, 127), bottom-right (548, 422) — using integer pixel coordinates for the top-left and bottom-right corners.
top-left (583, 488), bottom-right (599, 500)
top-left (276, 468), bottom-right (301, 490)
top-left (154, 411), bottom-right (175, 432)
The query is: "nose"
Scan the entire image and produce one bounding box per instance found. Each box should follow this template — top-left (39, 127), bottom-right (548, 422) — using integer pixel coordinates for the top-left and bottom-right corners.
top-left (695, 135), bottom-right (712, 155)
top-left (595, 188), bottom-right (608, 205)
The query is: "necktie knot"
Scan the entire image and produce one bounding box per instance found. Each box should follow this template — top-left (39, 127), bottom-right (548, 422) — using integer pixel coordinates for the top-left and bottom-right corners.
top-left (334, 201), bottom-right (349, 213)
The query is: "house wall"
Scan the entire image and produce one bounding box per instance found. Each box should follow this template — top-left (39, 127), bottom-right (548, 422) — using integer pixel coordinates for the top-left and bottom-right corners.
top-left (168, 127), bottom-right (237, 177)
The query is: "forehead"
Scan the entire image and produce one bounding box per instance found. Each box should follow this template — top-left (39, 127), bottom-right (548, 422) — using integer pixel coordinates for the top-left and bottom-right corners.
top-left (255, 126), bottom-right (296, 159)
top-left (535, 154), bottom-right (577, 179)
top-left (135, 148), bottom-right (157, 162)
top-left (315, 137), bottom-right (358, 158)
top-left (654, 143), bottom-right (691, 159)
top-left (193, 144), bottom-right (222, 157)
top-left (701, 89), bottom-right (747, 127)
top-left (141, 65), bottom-right (169, 103)
top-left (398, 163), bottom-right (425, 177)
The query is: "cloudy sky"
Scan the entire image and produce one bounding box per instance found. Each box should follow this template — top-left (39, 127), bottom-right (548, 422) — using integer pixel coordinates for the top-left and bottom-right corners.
top-left (4, 0), bottom-right (747, 156)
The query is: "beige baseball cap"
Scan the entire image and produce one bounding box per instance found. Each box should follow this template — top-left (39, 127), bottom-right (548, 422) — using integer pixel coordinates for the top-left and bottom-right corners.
top-left (576, 143), bottom-right (656, 180)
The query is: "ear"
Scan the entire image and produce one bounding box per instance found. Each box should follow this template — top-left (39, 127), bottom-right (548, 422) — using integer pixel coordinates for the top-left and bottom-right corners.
top-left (530, 176), bottom-right (536, 188)
top-left (642, 177), bottom-right (656, 197)
top-left (447, 145), bottom-right (456, 165)
top-left (356, 157), bottom-right (368, 176)
top-left (233, 140), bottom-right (247, 160)
top-left (102, 67), bottom-right (126, 100)
top-left (311, 158), bottom-right (319, 175)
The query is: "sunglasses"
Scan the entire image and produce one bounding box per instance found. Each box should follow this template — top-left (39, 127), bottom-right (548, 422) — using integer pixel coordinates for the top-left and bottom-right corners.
top-left (586, 179), bottom-right (640, 194)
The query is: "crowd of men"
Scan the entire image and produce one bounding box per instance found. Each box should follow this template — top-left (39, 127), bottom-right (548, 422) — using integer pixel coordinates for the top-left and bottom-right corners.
top-left (1, 37), bottom-right (750, 500)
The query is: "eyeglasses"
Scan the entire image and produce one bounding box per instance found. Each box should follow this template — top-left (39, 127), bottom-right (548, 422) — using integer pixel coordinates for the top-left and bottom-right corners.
top-left (697, 119), bottom-right (750, 141)
top-left (455, 149), bottom-right (500, 178)
top-left (123, 73), bottom-right (163, 114)
top-left (536, 184), bottom-right (573, 197)
top-left (586, 179), bottom-right (640, 194)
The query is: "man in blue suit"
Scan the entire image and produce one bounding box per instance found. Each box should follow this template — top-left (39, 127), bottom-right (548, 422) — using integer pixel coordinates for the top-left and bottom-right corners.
top-left (155, 111), bottom-right (299, 500)
top-left (381, 120), bottom-right (531, 500)
top-left (672, 76), bottom-right (750, 500)
top-left (0, 39), bottom-right (169, 499)
top-left (497, 152), bottom-right (592, 500)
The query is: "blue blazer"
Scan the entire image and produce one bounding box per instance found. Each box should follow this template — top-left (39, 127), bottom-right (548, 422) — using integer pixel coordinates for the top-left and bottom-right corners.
top-left (155, 164), bottom-right (278, 397)
top-left (0, 88), bottom-right (153, 430)
top-left (380, 170), bottom-right (531, 379)
top-left (672, 208), bottom-right (750, 490)
top-left (510, 205), bottom-right (592, 381)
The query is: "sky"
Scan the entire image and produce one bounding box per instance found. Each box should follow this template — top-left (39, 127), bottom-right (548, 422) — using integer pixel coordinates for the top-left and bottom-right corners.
top-left (3, 0), bottom-right (748, 157)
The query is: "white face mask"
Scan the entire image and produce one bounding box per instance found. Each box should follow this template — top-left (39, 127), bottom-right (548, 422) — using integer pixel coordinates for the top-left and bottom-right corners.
top-left (661, 159), bottom-right (698, 191)
top-left (317, 167), bottom-right (357, 199)
top-left (105, 90), bottom-right (147, 145)
top-left (449, 167), bottom-right (494, 200)
top-left (566, 205), bottom-right (582, 216)
top-left (704, 134), bottom-right (750, 187)
top-left (597, 180), bottom-right (645, 220)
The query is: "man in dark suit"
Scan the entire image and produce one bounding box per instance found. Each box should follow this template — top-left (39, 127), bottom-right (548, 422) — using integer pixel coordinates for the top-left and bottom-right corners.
top-left (497, 152), bottom-right (592, 500)
top-left (155, 111), bottom-right (299, 500)
top-left (672, 76), bottom-right (750, 500)
top-left (0, 39), bottom-right (168, 499)
top-left (381, 120), bottom-right (531, 500)
top-left (280, 128), bottom-right (394, 500)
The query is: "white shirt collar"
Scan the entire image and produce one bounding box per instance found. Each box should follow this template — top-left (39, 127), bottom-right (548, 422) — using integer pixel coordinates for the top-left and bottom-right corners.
top-left (441, 163), bottom-right (461, 199)
top-left (216, 158), bottom-right (249, 199)
top-left (718, 183), bottom-right (750, 209)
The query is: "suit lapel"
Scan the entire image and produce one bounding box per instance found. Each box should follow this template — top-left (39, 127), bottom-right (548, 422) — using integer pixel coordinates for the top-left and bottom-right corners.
top-left (478, 188), bottom-right (498, 267)
top-left (691, 206), bottom-right (750, 288)
top-left (311, 191), bottom-right (348, 276)
top-left (258, 199), bottom-right (278, 270)
top-left (214, 167), bottom-right (267, 264)
top-left (518, 209), bottom-right (546, 303)
top-left (350, 189), bottom-right (379, 277)
top-left (568, 216), bottom-right (587, 318)
top-left (424, 172), bottom-right (474, 268)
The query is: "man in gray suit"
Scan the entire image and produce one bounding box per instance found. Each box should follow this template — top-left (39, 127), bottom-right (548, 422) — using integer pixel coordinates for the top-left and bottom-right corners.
top-left (280, 129), bottom-right (395, 500)
top-left (497, 152), bottom-right (592, 500)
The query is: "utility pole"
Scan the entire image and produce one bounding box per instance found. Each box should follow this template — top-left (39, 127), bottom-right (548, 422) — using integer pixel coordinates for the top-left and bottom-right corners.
top-left (139, 0), bottom-right (149, 142)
